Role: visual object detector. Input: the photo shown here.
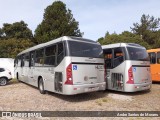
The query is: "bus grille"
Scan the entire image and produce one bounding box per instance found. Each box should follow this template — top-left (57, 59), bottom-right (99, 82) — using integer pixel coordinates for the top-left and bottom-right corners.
top-left (111, 73), bottom-right (124, 90)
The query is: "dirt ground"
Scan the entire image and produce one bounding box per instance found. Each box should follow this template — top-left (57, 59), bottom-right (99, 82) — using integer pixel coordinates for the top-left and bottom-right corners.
top-left (0, 80), bottom-right (160, 120)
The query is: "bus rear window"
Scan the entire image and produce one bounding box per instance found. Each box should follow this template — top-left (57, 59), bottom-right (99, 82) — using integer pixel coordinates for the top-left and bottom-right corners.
top-left (126, 47), bottom-right (149, 61)
top-left (68, 41), bottom-right (103, 58)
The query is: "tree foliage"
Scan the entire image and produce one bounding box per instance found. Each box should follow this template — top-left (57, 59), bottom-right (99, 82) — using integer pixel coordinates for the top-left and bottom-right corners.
top-left (1, 21), bottom-right (33, 39)
top-left (0, 21), bottom-right (34, 58)
top-left (99, 14), bottom-right (160, 49)
top-left (131, 14), bottom-right (160, 34)
top-left (98, 31), bottom-right (151, 49)
top-left (34, 1), bottom-right (82, 44)
top-left (131, 14), bottom-right (160, 47)
top-left (0, 39), bottom-right (33, 58)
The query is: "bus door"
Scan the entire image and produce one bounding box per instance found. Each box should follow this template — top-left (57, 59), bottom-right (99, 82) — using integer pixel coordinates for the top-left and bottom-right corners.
top-left (104, 48), bottom-right (125, 91)
top-left (29, 51), bottom-right (35, 85)
top-left (104, 49), bottom-right (112, 89)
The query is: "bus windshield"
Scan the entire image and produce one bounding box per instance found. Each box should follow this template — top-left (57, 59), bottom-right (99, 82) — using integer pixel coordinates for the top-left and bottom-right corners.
top-left (67, 41), bottom-right (103, 58)
top-left (126, 47), bottom-right (149, 61)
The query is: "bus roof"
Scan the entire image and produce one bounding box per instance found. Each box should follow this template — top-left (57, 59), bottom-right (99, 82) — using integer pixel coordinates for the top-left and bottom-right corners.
top-left (102, 43), bottom-right (144, 49)
top-left (17, 36), bottom-right (98, 56)
top-left (147, 48), bottom-right (160, 53)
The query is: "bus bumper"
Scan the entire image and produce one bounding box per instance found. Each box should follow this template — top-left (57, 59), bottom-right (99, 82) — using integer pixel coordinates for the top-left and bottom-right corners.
top-left (125, 82), bottom-right (152, 92)
top-left (62, 82), bottom-right (106, 95)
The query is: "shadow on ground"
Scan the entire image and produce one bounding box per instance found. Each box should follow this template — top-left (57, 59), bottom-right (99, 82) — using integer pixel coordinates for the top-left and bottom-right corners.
top-left (7, 80), bottom-right (156, 102)
top-left (104, 88), bottom-right (151, 97)
top-left (47, 90), bottom-right (108, 102)
top-left (12, 81), bottom-right (108, 102)
top-left (7, 79), bottom-right (20, 85)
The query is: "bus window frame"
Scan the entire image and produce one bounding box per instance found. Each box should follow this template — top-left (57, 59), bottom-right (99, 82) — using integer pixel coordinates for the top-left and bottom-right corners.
top-left (44, 44), bottom-right (57, 67)
top-left (148, 52), bottom-right (156, 64)
top-left (21, 54), bottom-right (25, 67)
top-left (35, 48), bottom-right (45, 67)
top-left (157, 52), bottom-right (160, 64)
top-left (104, 47), bottom-right (125, 69)
top-left (112, 47), bottom-right (125, 68)
top-left (29, 51), bottom-right (36, 67)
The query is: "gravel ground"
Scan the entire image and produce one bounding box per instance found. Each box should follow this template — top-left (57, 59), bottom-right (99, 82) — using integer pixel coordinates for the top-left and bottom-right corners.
top-left (0, 80), bottom-right (160, 120)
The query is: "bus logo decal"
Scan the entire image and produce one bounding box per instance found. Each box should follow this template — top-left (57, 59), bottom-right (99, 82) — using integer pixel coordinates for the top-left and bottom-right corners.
top-left (73, 65), bottom-right (77, 70)
top-left (133, 67), bottom-right (136, 72)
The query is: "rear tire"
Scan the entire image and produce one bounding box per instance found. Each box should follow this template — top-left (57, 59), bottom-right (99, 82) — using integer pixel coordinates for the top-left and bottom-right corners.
top-left (0, 77), bottom-right (7, 86)
top-left (38, 78), bottom-right (46, 94)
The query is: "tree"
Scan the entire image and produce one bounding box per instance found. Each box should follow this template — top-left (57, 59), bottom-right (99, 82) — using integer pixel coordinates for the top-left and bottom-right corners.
top-left (131, 14), bottom-right (160, 46)
top-left (97, 37), bottom-right (104, 45)
top-left (34, 1), bottom-right (82, 44)
top-left (0, 28), bottom-right (3, 38)
top-left (0, 38), bottom-right (33, 58)
top-left (2, 21), bottom-right (33, 39)
top-left (131, 14), bottom-right (160, 34)
top-left (98, 31), bottom-right (151, 49)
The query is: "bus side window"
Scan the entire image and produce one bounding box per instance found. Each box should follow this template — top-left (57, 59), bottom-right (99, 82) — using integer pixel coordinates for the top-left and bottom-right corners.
top-left (29, 51), bottom-right (35, 67)
top-left (157, 52), bottom-right (160, 64)
top-left (104, 49), bottom-right (112, 69)
top-left (57, 42), bottom-right (64, 65)
top-left (17, 56), bottom-right (21, 67)
top-left (14, 58), bottom-right (18, 67)
top-left (44, 45), bottom-right (56, 66)
top-left (21, 55), bottom-right (25, 67)
top-left (35, 48), bottom-right (44, 66)
top-left (24, 53), bottom-right (29, 67)
top-left (149, 52), bottom-right (156, 64)
top-left (113, 48), bottom-right (124, 68)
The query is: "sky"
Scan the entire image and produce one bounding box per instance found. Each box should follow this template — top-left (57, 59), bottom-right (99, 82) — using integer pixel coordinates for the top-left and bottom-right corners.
top-left (0, 0), bottom-right (160, 41)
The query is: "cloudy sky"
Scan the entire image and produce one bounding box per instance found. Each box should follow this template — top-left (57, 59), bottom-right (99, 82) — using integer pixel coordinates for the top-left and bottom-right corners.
top-left (0, 0), bottom-right (159, 40)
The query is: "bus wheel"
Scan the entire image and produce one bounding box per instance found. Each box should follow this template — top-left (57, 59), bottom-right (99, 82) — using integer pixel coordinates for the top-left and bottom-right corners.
top-left (38, 78), bottom-right (46, 94)
top-left (0, 77), bottom-right (7, 86)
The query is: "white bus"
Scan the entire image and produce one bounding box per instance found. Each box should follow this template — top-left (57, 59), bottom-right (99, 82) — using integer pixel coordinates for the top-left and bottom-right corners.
top-left (14, 36), bottom-right (106, 95)
top-left (102, 43), bottom-right (152, 92)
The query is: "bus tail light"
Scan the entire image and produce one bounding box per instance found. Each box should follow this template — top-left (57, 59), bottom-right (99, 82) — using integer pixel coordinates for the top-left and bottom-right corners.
top-left (127, 66), bottom-right (134, 84)
top-left (65, 63), bottom-right (73, 85)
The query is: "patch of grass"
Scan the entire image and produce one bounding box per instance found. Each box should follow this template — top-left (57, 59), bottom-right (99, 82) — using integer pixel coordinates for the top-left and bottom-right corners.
top-left (95, 98), bottom-right (109, 106)
top-left (102, 98), bottom-right (108, 102)
top-left (9, 78), bottom-right (19, 84)
top-left (96, 100), bottom-right (103, 106)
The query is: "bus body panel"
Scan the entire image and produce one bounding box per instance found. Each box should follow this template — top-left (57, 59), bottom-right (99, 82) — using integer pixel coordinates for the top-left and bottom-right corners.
top-left (62, 57), bottom-right (106, 95)
top-left (62, 82), bottom-right (106, 95)
top-left (105, 60), bottom-right (151, 92)
top-left (124, 60), bottom-right (151, 92)
top-left (147, 49), bottom-right (160, 82)
top-left (71, 57), bottom-right (104, 85)
top-left (106, 62), bottom-right (125, 91)
top-left (14, 36), bottom-right (106, 95)
top-left (125, 60), bottom-right (151, 84)
top-left (150, 64), bottom-right (160, 81)
top-left (124, 82), bottom-right (151, 92)
top-left (103, 43), bottom-right (152, 92)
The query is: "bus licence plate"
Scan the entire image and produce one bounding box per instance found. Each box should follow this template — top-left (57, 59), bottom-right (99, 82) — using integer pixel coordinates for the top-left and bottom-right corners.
top-left (85, 87), bottom-right (98, 92)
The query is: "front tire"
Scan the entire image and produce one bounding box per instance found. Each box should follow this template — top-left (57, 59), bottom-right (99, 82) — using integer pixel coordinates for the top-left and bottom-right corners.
top-left (0, 78), bottom-right (7, 86)
top-left (38, 78), bottom-right (46, 94)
